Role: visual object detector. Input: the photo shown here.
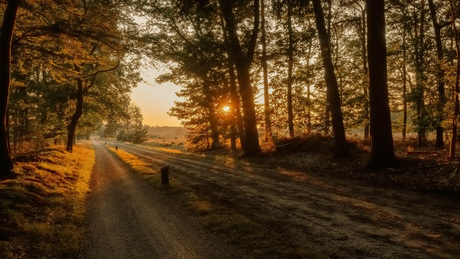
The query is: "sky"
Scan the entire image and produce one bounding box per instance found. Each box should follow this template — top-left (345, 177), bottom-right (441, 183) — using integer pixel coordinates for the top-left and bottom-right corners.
top-left (130, 67), bottom-right (183, 127)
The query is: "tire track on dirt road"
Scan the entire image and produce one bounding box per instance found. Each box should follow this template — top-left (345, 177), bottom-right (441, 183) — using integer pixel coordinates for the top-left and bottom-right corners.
top-left (80, 141), bottom-right (240, 259)
top-left (111, 141), bottom-right (460, 258)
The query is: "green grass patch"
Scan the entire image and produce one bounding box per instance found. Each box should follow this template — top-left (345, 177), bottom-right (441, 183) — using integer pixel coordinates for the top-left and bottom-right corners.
top-left (0, 142), bottom-right (95, 258)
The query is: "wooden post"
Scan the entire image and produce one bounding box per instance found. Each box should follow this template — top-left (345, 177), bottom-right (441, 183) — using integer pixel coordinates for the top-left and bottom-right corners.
top-left (115, 146), bottom-right (118, 150)
top-left (161, 166), bottom-right (169, 185)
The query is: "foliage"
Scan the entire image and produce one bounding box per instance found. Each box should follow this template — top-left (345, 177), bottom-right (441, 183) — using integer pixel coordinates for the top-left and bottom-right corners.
top-left (6, 0), bottom-right (141, 156)
top-left (0, 143), bottom-right (95, 258)
top-left (115, 104), bottom-right (150, 144)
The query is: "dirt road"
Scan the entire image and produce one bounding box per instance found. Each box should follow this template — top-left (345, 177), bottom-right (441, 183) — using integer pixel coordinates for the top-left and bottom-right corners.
top-left (80, 141), bottom-right (240, 258)
top-left (109, 141), bottom-right (460, 258)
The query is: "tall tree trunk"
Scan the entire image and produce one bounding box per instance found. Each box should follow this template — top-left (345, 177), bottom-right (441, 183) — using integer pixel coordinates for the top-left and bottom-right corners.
top-left (261, 0), bottom-right (272, 143)
top-left (312, 0), bottom-right (348, 157)
top-left (306, 44), bottom-right (313, 133)
top-left (415, 0), bottom-right (427, 147)
top-left (229, 62), bottom-right (246, 150)
top-left (0, 0), bottom-right (20, 176)
top-left (366, 0), bottom-right (396, 168)
top-left (360, 7), bottom-right (370, 141)
top-left (402, 26), bottom-right (408, 142)
top-left (449, 0), bottom-right (460, 158)
top-left (203, 81), bottom-right (219, 149)
top-left (66, 79), bottom-right (84, 152)
top-left (219, 0), bottom-right (261, 156)
top-left (287, 0), bottom-right (294, 138)
top-left (428, 0), bottom-right (446, 148)
top-left (220, 13), bottom-right (246, 150)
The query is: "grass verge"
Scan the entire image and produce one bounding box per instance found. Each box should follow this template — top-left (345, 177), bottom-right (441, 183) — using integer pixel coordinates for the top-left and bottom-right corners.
top-left (108, 145), bottom-right (325, 258)
top-left (0, 142), bottom-right (95, 258)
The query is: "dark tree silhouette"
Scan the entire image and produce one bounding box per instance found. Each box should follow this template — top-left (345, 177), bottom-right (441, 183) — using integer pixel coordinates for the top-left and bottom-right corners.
top-left (311, 0), bottom-right (348, 157)
top-left (219, 0), bottom-right (261, 156)
top-left (0, 0), bottom-right (20, 176)
top-left (366, 0), bottom-right (396, 168)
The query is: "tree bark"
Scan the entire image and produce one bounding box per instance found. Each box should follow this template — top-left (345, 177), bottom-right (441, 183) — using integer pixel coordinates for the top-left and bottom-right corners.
top-left (415, 0), bottom-right (427, 147)
top-left (360, 7), bottom-right (370, 141)
top-left (261, 0), bottom-right (273, 143)
top-left (449, 0), bottom-right (460, 158)
top-left (428, 0), bottom-right (446, 148)
top-left (220, 13), bottom-right (246, 150)
top-left (203, 80), bottom-right (219, 149)
top-left (229, 60), bottom-right (246, 150)
top-left (0, 0), bottom-right (20, 176)
top-left (312, 0), bottom-right (348, 157)
top-left (402, 25), bottom-right (408, 142)
top-left (287, 0), bottom-right (294, 138)
top-left (219, 0), bottom-right (261, 156)
top-left (366, 0), bottom-right (396, 168)
top-left (66, 79), bottom-right (84, 152)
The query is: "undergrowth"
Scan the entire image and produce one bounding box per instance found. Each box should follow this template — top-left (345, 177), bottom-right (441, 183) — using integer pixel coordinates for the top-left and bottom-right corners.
top-left (0, 142), bottom-right (95, 258)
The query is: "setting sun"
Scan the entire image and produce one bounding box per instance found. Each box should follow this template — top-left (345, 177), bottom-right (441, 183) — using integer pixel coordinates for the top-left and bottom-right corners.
top-left (222, 105), bottom-right (231, 112)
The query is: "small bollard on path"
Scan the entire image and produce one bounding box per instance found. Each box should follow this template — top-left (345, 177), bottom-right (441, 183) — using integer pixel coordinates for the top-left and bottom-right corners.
top-left (115, 146), bottom-right (118, 150)
top-left (161, 166), bottom-right (169, 186)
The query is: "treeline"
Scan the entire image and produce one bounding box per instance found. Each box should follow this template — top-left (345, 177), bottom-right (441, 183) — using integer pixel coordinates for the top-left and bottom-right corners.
top-left (100, 104), bottom-right (150, 144)
top-left (0, 0), bottom-right (144, 174)
top-left (135, 0), bottom-right (460, 165)
top-left (2, 0), bottom-right (460, 175)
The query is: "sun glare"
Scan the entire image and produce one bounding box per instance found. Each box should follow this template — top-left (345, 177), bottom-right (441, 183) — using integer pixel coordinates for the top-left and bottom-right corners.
top-left (222, 106), bottom-right (231, 113)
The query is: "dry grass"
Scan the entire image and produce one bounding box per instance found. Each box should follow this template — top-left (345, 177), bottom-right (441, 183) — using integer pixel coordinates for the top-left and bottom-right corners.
top-left (108, 147), bottom-right (153, 176)
top-left (108, 144), bottom-right (325, 258)
top-left (0, 141), bottom-right (95, 258)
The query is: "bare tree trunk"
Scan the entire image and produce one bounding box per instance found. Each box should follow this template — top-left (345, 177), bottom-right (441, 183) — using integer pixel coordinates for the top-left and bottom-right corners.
top-left (203, 81), bottom-right (219, 149)
top-left (428, 0), bottom-right (446, 148)
top-left (360, 6), bottom-right (370, 141)
top-left (229, 63), bottom-right (245, 150)
top-left (220, 13), bottom-right (246, 150)
top-left (261, 0), bottom-right (273, 143)
top-left (402, 27), bottom-right (408, 142)
top-left (312, 0), bottom-right (348, 157)
top-left (219, 0), bottom-right (261, 156)
top-left (287, 0), bottom-right (294, 138)
top-left (305, 44), bottom-right (313, 133)
top-left (366, 0), bottom-right (396, 168)
top-left (66, 79), bottom-right (84, 152)
top-left (415, 0), bottom-right (427, 147)
top-left (0, 0), bottom-right (20, 176)
top-left (449, 0), bottom-right (460, 158)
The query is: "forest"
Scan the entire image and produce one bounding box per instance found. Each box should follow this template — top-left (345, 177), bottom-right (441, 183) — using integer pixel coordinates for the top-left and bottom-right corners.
top-left (1, 0), bottom-right (460, 174)
top-left (3, 1), bottom-right (460, 258)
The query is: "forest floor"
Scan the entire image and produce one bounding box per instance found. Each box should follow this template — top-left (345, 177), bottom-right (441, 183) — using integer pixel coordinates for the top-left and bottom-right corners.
top-left (106, 137), bottom-right (460, 258)
top-left (269, 135), bottom-right (460, 194)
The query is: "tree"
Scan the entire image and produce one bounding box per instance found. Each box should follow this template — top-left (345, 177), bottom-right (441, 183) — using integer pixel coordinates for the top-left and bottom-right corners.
top-left (219, 0), bottom-right (262, 156)
top-left (311, 0), bottom-right (348, 157)
top-left (287, 0), bottom-right (294, 138)
top-left (428, 0), bottom-right (447, 148)
top-left (367, 0), bottom-right (396, 168)
top-left (261, 0), bottom-right (273, 143)
top-left (0, 0), bottom-right (20, 176)
top-left (449, 0), bottom-right (460, 158)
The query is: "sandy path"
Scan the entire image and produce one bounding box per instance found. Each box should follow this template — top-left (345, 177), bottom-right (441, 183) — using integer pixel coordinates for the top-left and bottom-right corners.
top-left (112, 141), bottom-right (460, 258)
top-left (80, 141), bottom-right (238, 259)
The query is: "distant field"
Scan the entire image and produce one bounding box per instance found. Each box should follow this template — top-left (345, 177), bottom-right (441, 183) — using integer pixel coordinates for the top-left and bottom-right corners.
top-left (147, 126), bottom-right (187, 139)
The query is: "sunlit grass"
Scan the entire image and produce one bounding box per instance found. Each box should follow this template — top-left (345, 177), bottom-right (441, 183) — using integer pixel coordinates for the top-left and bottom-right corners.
top-left (0, 142), bottom-right (95, 258)
top-left (107, 146), bottom-right (184, 191)
top-left (108, 147), bottom-right (154, 176)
